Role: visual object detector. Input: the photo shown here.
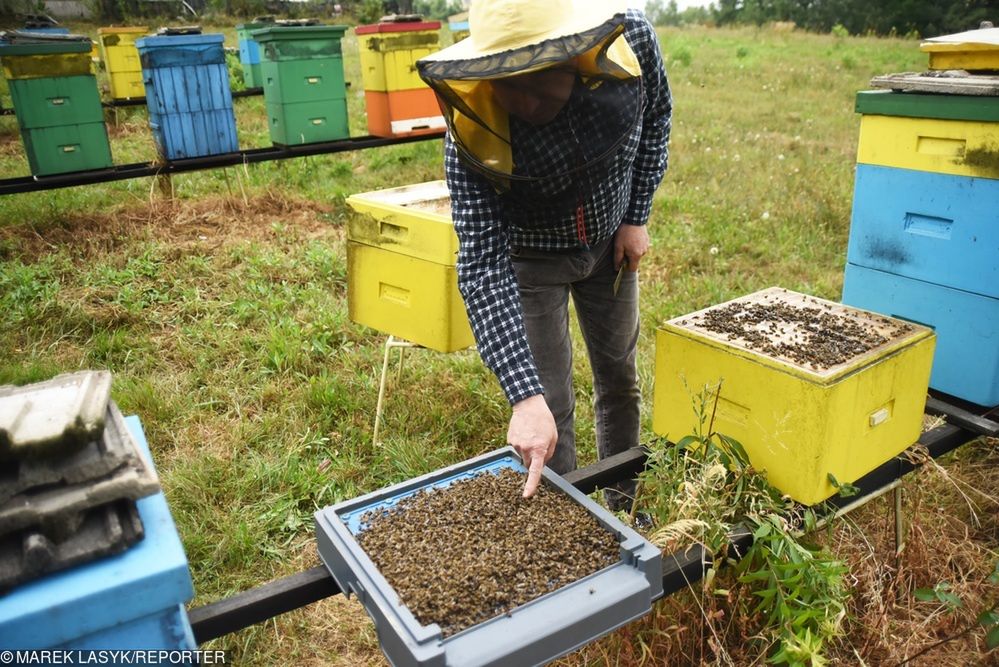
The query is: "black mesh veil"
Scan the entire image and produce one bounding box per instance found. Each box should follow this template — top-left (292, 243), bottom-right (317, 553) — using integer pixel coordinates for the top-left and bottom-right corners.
top-left (417, 13), bottom-right (643, 201)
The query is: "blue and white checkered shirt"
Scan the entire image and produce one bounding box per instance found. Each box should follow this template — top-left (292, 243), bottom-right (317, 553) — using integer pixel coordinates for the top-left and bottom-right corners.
top-left (445, 9), bottom-right (672, 405)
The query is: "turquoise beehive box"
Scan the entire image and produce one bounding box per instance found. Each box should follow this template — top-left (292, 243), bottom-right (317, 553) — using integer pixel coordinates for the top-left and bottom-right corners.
top-left (843, 91), bottom-right (999, 406)
top-left (0, 417), bottom-right (196, 651)
top-left (136, 32), bottom-right (239, 160)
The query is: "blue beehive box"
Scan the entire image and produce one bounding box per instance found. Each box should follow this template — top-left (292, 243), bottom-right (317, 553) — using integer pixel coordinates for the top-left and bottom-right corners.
top-left (0, 416), bottom-right (196, 651)
top-left (136, 33), bottom-right (238, 160)
top-left (843, 264), bottom-right (999, 407)
top-left (236, 20), bottom-right (272, 89)
top-left (22, 27), bottom-right (71, 35)
top-left (847, 165), bottom-right (999, 298)
top-left (845, 90), bottom-right (999, 407)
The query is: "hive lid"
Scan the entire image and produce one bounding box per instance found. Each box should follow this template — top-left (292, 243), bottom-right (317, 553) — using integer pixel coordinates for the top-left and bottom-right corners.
top-left (135, 32), bottom-right (224, 49)
top-left (921, 26), bottom-right (999, 51)
top-left (870, 71), bottom-right (999, 96)
top-left (97, 26), bottom-right (150, 34)
top-left (156, 25), bottom-right (202, 35)
top-left (356, 18), bottom-right (442, 34)
top-left (662, 287), bottom-right (934, 382)
top-left (346, 180), bottom-right (451, 220)
top-left (251, 24), bottom-right (348, 41)
top-left (0, 32), bottom-right (92, 55)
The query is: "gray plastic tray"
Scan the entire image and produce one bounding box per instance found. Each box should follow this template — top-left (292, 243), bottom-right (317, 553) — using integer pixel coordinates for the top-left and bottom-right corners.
top-left (315, 447), bottom-right (663, 667)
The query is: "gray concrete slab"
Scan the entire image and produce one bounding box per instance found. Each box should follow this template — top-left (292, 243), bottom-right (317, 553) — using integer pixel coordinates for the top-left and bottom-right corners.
top-left (0, 371), bottom-right (112, 461)
top-left (0, 500), bottom-right (143, 592)
top-left (0, 401), bottom-right (137, 505)
top-left (0, 402), bottom-right (160, 534)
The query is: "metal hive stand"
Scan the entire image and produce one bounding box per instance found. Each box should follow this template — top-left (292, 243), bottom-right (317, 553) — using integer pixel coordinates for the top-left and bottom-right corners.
top-left (187, 394), bottom-right (999, 648)
top-left (371, 335), bottom-right (476, 446)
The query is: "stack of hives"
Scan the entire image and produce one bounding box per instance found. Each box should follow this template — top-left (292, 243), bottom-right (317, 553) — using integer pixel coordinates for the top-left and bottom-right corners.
top-left (356, 15), bottom-right (445, 137)
top-left (97, 26), bottom-right (148, 101)
top-left (0, 370), bottom-right (160, 591)
top-left (0, 31), bottom-right (114, 176)
top-left (254, 20), bottom-right (351, 146)
top-left (136, 26), bottom-right (241, 160)
top-left (844, 24), bottom-right (999, 407)
top-left (345, 181), bottom-right (473, 352)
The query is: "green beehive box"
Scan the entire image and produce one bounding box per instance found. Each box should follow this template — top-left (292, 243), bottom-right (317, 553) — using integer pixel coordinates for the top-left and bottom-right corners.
top-left (0, 38), bottom-right (112, 176)
top-left (266, 98), bottom-right (349, 145)
top-left (253, 24), bottom-right (346, 60)
top-left (261, 56), bottom-right (346, 104)
top-left (253, 25), bottom-right (349, 145)
top-left (8, 75), bottom-right (104, 129)
top-left (22, 122), bottom-right (113, 175)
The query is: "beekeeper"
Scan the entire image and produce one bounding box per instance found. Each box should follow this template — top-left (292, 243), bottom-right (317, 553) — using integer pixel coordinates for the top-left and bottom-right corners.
top-left (417, 0), bottom-right (672, 506)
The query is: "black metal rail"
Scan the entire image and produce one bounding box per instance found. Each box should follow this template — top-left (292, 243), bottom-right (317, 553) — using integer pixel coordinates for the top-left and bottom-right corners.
top-left (102, 87), bottom-right (264, 108)
top-left (0, 131), bottom-right (445, 196)
top-left (0, 88), bottom-right (262, 117)
top-left (187, 397), bottom-right (997, 645)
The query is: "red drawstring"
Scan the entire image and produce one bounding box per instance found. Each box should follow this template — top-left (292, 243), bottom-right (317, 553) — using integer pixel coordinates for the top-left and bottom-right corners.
top-left (576, 197), bottom-right (589, 247)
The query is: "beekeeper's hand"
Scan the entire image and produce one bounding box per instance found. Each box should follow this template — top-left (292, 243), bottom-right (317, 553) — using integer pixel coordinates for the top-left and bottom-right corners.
top-left (614, 222), bottom-right (650, 271)
top-left (508, 394), bottom-right (557, 498)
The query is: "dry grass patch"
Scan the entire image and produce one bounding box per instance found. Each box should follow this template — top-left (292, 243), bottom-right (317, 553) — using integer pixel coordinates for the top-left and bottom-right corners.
top-left (0, 191), bottom-right (338, 262)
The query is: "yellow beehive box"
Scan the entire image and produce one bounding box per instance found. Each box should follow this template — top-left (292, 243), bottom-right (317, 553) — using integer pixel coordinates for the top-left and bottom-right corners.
top-left (345, 181), bottom-right (473, 353)
top-left (652, 287), bottom-right (935, 505)
top-left (356, 25), bottom-right (440, 93)
top-left (101, 43), bottom-right (142, 73)
top-left (97, 27), bottom-right (147, 99)
top-left (921, 28), bottom-right (999, 71)
top-left (857, 114), bottom-right (999, 180)
top-left (107, 69), bottom-right (144, 99)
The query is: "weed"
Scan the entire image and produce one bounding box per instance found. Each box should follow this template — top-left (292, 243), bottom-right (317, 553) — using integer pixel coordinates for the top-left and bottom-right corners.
top-left (635, 387), bottom-right (848, 664)
top-left (672, 47), bottom-right (693, 67)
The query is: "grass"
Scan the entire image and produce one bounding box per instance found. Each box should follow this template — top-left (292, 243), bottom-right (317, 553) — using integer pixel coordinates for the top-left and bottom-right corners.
top-left (2, 19), bottom-right (997, 665)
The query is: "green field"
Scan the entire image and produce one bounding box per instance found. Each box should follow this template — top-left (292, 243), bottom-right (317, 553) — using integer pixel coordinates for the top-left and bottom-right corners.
top-left (1, 21), bottom-right (996, 665)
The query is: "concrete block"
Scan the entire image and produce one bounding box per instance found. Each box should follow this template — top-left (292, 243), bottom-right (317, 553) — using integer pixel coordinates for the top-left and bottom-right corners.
top-left (0, 371), bottom-right (112, 461)
top-left (0, 500), bottom-right (143, 591)
top-left (0, 400), bottom-right (137, 505)
top-left (0, 402), bottom-right (159, 534)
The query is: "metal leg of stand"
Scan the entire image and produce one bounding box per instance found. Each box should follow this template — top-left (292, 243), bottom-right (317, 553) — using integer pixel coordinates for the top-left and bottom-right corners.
top-left (894, 485), bottom-right (906, 599)
top-left (372, 336), bottom-right (417, 447)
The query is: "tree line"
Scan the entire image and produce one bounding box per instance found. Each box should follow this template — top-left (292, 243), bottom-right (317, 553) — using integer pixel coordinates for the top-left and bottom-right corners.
top-left (645, 0), bottom-right (995, 37)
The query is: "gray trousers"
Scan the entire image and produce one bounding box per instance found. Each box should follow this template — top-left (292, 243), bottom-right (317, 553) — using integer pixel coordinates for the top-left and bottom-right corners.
top-left (510, 236), bottom-right (640, 511)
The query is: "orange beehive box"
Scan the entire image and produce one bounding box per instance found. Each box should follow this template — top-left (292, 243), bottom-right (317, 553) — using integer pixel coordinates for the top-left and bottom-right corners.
top-left (364, 88), bottom-right (444, 137)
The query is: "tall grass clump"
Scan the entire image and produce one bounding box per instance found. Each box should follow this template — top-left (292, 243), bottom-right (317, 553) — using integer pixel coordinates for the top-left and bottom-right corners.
top-left (613, 388), bottom-right (848, 665)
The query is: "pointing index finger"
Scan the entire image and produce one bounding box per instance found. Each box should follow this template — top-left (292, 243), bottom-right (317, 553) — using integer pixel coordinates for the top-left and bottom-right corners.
top-left (522, 455), bottom-right (544, 498)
